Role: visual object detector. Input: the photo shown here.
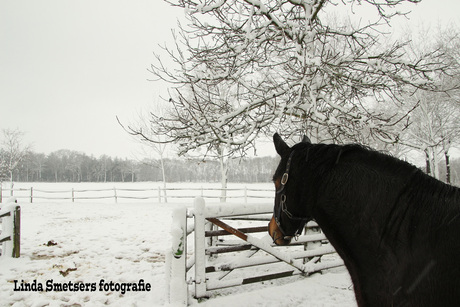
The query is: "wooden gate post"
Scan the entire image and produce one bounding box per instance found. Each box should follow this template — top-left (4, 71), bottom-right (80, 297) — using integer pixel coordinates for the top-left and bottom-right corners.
top-left (194, 197), bottom-right (207, 298)
top-left (167, 206), bottom-right (188, 305)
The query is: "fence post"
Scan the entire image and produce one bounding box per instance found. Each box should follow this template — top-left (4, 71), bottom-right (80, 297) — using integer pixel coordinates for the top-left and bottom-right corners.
top-left (1, 203), bottom-right (20, 258)
top-left (13, 206), bottom-right (20, 258)
top-left (30, 187), bottom-right (33, 203)
top-left (167, 206), bottom-right (188, 305)
top-left (72, 188), bottom-right (75, 203)
top-left (0, 184), bottom-right (3, 203)
top-left (113, 187), bottom-right (118, 203)
top-left (194, 197), bottom-right (207, 298)
top-left (158, 187), bottom-right (161, 203)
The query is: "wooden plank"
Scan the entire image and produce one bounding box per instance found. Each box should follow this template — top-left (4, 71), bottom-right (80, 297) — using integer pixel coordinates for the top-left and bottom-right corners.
top-left (205, 226), bottom-right (267, 237)
top-left (206, 270), bottom-right (299, 290)
top-left (0, 236), bottom-right (11, 243)
top-left (0, 211), bottom-right (11, 218)
top-left (225, 215), bottom-right (271, 221)
top-left (207, 246), bottom-right (337, 273)
top-left (206, 236), bottom-right (327, 257)
top-left (191, 203), bottom-right (273, 218)
top-left (206, 244), bottom-right (254, 256)
top-left (242, 271), bottom-right (294, 284)
top-left (206, 218), bottom-right (248, 241)
top-left (207, 255), bottom-right (279, 272)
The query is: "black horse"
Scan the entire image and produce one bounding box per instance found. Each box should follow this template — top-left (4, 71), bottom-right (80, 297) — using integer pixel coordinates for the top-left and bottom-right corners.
top-left (268, 133), bottom-right (460, 307)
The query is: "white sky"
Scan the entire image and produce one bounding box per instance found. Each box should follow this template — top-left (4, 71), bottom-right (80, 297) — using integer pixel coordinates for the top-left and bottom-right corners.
top-left (1, 0), bottom-right (459, 159)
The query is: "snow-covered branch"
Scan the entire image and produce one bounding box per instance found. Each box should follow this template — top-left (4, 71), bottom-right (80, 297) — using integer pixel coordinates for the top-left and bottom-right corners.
top-left (134, 0), bottom-right (455, 159)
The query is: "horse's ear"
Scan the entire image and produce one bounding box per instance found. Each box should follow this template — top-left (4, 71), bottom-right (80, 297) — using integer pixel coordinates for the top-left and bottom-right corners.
top-left (273, 133), bottom-right (290, 156)
top-left (302, 135), bottom-right (311, 144)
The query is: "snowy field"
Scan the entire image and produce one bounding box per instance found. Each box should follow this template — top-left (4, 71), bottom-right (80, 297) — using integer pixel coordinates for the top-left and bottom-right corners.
top-left (0, 182), bottom-right (356, 306)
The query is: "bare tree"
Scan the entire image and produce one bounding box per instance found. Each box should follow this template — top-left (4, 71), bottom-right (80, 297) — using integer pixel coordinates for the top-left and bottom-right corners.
top-left (124, 0), bottom-right (454, 194)
top-left (0, 152), bottom-right (8, 182)
top-left (0, 129), bottom-right (30, 193)
top-left (389, 25), bottom-right (460, 181)
top-left (118, 103), bottom-right (172, 201)
top-left (397, 87), bottom-right (460, 180)
top-left (144, 1), bottom-right (451, 147)
top-left (30, 152), bottom-right (46, 181)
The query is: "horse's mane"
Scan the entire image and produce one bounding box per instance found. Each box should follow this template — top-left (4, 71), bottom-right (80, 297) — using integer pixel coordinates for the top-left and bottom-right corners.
top-left (299, 142), bottom-right (457, 195)
top-left (293, 142), bottom-right (460, 243)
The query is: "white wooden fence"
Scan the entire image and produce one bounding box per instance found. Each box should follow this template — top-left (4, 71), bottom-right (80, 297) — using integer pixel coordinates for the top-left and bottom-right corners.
top-left (0, 186), bottom-right (273, 203)
top-left (167, 197), bottom-right (344, 305)
top-left (0, 198), bottom-right (21, 258)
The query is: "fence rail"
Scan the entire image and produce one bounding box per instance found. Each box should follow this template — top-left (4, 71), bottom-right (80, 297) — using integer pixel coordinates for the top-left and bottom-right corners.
top-left (0, 185), bottom-right (274, 203)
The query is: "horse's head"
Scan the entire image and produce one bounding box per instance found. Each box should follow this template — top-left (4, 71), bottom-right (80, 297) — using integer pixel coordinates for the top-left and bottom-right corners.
top-left (269, 133), bottom-right (312, 246)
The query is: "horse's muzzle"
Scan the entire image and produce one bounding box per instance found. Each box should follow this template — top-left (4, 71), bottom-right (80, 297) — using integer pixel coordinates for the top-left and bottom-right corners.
top-left (268, 216), bottom-right (292, 246)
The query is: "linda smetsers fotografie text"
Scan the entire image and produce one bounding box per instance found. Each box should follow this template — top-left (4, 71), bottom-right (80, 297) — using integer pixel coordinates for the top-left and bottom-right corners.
top-left (13, 279), bottom-right (151, 294)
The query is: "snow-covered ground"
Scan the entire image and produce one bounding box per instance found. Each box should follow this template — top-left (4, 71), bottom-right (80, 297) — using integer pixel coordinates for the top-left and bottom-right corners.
top-left (0, 182), bottom-right (356, 306)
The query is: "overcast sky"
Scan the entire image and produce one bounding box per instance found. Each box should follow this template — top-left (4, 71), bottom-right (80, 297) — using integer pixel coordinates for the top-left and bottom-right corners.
top-left (1, 0), bottom-right (459, 160)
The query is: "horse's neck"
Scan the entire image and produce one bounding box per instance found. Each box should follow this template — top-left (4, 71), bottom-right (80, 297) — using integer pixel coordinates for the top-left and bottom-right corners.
top-left (312, 162), bottom-right (460, 305)
top-left (311, 163), bottom-right (414, 293)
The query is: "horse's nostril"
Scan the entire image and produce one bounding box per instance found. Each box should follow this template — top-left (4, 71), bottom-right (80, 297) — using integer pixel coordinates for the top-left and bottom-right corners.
top-left (275, 234), bottom-right (291, 246)
top-left (269, 216), bottom-right (292, 246)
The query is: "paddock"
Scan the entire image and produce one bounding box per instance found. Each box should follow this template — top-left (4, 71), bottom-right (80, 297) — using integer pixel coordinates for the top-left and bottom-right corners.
top-left (0, 182), bottom-right (355, 306)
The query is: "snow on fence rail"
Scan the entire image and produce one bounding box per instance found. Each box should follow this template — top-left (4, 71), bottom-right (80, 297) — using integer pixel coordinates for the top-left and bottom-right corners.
top-left (0, 186), bottom-right (273, 203)
top-left (167, 197), bottom-right (344, 305)
top-left (0, 198), bottom-right (20, 258)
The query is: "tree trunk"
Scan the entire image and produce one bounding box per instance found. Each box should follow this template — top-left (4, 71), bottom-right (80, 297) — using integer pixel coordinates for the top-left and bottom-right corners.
top-left (425, 148), bottom-right (439, 179)
top-left (218, 146), bottom-right (229, 203)
top-left (431, 147), bottom-right (439, 179)
top-left (425, 150), bottom-right (431, 175)
top-left (160, 156), bottom-right (168, 203)
top-left (445, 150), bottom-right (451, 184)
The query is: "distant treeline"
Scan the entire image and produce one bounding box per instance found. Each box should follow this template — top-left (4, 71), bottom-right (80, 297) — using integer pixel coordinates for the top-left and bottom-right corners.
top-left (4, 149), bottom-right (460, 185)
top-left (4, 149), bottom-right (279, 183)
